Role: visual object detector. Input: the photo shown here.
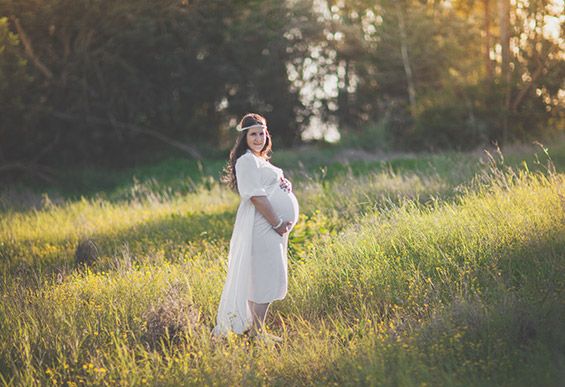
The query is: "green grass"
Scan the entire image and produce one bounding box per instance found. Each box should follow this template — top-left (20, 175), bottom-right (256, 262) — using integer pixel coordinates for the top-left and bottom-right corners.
top-left (5, 137), bottom-right (564, 210)
top-left (0, 142), bottom-right (564, 385)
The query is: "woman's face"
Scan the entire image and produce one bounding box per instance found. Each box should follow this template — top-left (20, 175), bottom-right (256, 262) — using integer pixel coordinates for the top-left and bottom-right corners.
top-left (246, 126), bottom-right (267, 155)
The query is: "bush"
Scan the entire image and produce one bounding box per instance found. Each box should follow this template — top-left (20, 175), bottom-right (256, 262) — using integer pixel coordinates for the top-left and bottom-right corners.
top-left (412, 102), bottom-right (488, 150)
top-left (339, 121), bottom-right (393, 151)
top-left (142, 282), bottom-right (200, 349)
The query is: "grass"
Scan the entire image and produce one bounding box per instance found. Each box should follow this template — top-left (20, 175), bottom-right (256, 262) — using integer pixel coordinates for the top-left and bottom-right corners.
top-left (0, 141), bottom-right (564, 385)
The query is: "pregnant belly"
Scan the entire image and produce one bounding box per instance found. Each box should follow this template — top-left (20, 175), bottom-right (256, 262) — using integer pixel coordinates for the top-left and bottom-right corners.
top-left (269, 188), bottom-right (299, 226)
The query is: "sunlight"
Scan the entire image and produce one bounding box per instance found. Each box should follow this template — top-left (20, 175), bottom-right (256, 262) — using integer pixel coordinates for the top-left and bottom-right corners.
top-left (544, 1), bottom-right (563, 41)
top-left (543, 14), bottom-right (563, 42)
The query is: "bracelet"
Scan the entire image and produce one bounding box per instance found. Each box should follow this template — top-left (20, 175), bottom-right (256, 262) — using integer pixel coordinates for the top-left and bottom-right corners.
top-left (272, 217), bottom-right (283, 229)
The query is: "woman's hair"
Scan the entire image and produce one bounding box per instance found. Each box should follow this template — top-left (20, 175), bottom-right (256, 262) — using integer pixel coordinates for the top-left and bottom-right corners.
top-left (221, 113), bottom-right (272, 192)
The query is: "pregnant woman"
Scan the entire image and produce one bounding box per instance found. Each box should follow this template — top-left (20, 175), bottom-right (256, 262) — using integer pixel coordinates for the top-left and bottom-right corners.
top-left (212, 113), bottom-right (299, 343)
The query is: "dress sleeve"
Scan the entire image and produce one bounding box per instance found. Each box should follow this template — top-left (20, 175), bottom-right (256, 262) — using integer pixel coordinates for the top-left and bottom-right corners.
top-left (235, 154), bottom-right (267, 200)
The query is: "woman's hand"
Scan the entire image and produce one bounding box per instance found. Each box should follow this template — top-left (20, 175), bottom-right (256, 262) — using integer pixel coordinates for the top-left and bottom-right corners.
top-left (274, 220), bottom-right (293, 236)
top-left (279, 176), bottom-right (292, 193)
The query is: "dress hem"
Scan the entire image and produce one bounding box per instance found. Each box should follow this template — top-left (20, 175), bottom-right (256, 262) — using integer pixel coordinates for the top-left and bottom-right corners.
top-left (248, 294), bottom-right (287, 304)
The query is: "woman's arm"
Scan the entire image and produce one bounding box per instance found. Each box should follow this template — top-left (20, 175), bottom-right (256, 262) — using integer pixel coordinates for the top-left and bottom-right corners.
top-left (250, 196), bottom-right (293, 236)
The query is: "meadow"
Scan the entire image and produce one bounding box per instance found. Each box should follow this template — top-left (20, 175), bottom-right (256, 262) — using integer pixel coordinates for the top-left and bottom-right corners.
top-left (1, 141), bottom-right (564, 386)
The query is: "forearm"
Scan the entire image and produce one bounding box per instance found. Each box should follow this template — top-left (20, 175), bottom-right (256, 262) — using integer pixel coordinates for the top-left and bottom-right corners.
top-left (250, 196), bottom-right (280, 226)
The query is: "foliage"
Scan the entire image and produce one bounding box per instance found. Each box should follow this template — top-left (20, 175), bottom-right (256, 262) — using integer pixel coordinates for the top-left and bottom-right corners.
top-left (0, 0), bottom-right (319, 169)
top-left (1, 0), bottom-right (563, 175)
top-left (339, 121), bottom-right (393, 151)
top-left (309, 0), bottom-right (564, 148)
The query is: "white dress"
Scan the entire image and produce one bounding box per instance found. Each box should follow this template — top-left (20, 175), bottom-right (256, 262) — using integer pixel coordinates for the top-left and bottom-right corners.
top-left (213, 150), bottom-right (299, 335)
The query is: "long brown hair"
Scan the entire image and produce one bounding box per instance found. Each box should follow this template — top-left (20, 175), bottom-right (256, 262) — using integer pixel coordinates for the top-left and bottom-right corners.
top-left (221, 113), bottom-right (272, 192)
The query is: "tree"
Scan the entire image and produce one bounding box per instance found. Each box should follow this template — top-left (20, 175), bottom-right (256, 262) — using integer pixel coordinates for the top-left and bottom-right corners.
top-left (0, 0), bottom-right (320, 174)
top-left (316, 0), bottom-right (563, 149)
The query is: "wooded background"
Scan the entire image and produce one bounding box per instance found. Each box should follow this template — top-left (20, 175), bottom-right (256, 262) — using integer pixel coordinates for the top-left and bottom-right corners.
top-left (0, 0), bottom-right (563, 175)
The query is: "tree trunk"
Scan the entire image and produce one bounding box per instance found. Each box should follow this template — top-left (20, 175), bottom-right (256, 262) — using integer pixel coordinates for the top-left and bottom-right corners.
top-left (484, 0), bottom-right (494, 78)
top-left (396, 3), bottom-right (417, 113)
top-left (498, 0), bottom-right (511, 143)
top-left (337, 58), bottom-right (351, 129)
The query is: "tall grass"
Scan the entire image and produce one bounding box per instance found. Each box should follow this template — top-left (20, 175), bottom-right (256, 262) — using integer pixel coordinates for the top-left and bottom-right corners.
top-left (0, 147), bottom-right (564, 385)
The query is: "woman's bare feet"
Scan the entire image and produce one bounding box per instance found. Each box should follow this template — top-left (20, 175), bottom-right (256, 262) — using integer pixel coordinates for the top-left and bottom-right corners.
top-left (246, 328), bottom-right (282, 343)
